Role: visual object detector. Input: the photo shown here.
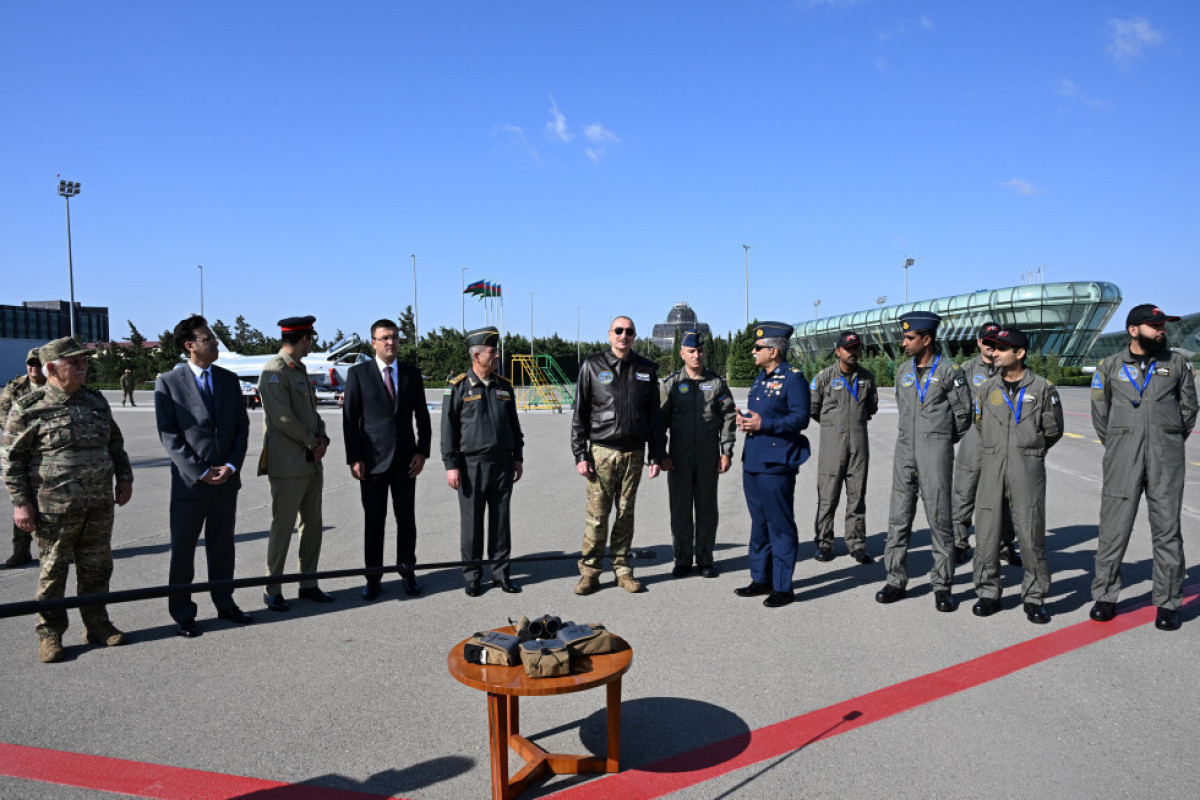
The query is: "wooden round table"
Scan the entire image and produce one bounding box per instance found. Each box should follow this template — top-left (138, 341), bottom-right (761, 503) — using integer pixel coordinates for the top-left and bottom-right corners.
top-left (448, 629), bottom-right (633, 800)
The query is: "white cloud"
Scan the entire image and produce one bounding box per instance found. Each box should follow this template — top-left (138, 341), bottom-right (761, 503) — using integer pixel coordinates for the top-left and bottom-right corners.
top-left (877, 14), bottom-right (933, 43)
top-left (1052, 78), bottom-right (1107, 108)
top-left (1106, 16), bottom-right (1162, 63)
top-left (584, 123), bottom-right (621, 143)
top-left (1001, 179), bottom-right (1042, 196)
top-left (545, 96), bottom-right (573, 141)
top-left (493, 125), bottom-right (540, 162)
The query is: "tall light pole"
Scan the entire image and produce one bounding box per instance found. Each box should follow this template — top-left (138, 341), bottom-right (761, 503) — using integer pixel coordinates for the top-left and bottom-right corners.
top-left (461, 267), bottom-right (469, 333)
top-left (742, 244), bottom-right (752, 326)
top-left (903, 256), bottom-right (915, 304)
top-left (813, 298), bottom-right (821, 321)
top-left (57, 178), bottom-right (82, 339)
top-left (198, 264), bottom-right (204, 317)
top-left (530, 292), bottom-right (535, 357)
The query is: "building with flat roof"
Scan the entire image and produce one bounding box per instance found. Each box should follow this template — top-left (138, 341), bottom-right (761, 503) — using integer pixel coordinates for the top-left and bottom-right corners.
top-left (0, 299), bottom-right (110, 381)
top-left (791, 281), bottom-right (1122, 365)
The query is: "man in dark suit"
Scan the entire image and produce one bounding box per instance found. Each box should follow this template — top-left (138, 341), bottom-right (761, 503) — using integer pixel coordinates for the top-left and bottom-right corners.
top-left (342, 318), bottom-right (432, 600)
top-left (155, 315), bottom-right (252, 637)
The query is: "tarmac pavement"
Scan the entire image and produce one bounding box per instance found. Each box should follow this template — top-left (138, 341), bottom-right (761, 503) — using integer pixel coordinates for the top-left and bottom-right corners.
top-left (0, 385), bottom-right (1197, 799)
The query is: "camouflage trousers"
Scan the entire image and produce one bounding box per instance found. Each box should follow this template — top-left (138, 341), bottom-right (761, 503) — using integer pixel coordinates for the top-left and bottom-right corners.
top-left (580, 445), bottom-right (644, 578)
top-left (34, 503), bottom-right (116, 637)
top-left (12, 522), bottom-right (32, 552)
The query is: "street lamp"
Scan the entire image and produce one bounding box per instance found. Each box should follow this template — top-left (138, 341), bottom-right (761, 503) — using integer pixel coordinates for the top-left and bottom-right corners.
top-left (530, 292), bottom-right (535, 357)
top-left (903, 256), bottom-right (915, 304)
top-left (742, 244), bottom-right (752, 326)
top-left (813, 298), bottom-right (821, 321)
top-left (198, 265), bottom-right (204, 317)
top-left (57, 178), bottom-right (82, 339)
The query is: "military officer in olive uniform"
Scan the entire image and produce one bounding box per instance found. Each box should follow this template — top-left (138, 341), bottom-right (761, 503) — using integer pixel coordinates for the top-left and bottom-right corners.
top-left (970, 327), bottom-right (1063, 624)
top-left (1, 347), bottom-right (46, 568)
top-left (659, 330), bottom-right (737, 578)
top-left (734, 322), bottom-right (811, 609)
top-left (257, 315), bottom-right (333, 611)
top-left (1090, 304), bottom-right (1198, 631)
top-left (2, 337), bottom-right (133, 663)
top-left (810, 330), bottom-right (878, 564)
top-left (876, 311), bottom-right (972, 613)
top-left (442, 327), bottom-right (525, 596)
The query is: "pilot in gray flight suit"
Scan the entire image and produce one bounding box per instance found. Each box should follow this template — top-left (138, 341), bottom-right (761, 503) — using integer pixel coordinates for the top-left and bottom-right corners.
top-left (969, 327), bottom-right (1063, 624)
top-left (1089, 303), bottom-right (1198, 631)
top-left (876, 311), bottom-right (972, 613)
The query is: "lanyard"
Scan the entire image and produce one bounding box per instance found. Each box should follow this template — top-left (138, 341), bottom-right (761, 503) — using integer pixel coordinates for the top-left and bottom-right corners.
top-left (1000, 386), bottom-right (1025, 424)
top-left (1120, 361), bottom-right (1155, 407)
top-left (915, 354), bottom-right (941, 404)
top-left (845, 374), bottom-right (860, 403)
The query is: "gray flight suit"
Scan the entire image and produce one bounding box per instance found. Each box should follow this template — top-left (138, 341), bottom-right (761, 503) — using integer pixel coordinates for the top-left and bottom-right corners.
top-left (810, 363), bottom-right (878, 555)
top-left (952, 354), bottom-right (996, 548)
top-left (972, 371), bottom-right (1063, 604)
top-left (884, 351), bottom-right (972, 591)
top-left (660, 369), bottom-right (737, 569)
top-left (1091, 347), bottom-right (1198, 611)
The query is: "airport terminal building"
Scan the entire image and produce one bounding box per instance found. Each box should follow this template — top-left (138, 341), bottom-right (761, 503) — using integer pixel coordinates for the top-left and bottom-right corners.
top-left (791, 281), bottom-right (1123, 365)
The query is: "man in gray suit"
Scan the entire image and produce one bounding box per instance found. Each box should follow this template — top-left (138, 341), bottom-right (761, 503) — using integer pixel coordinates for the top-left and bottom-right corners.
top-left (155, 315), bottom-right (252, 637)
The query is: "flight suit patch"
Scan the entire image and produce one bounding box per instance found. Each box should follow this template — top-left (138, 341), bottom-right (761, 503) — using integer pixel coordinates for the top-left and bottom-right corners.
top-left (1091, 373), bottom-right (1103, 389)
top-left (831, 378), bottom-right (845, 390)
top-left (972, 374), bottom-right (986, 386)
top-left (598, 371), bottom-right (614, 385)
top-left (677, 383), bottom-right (690, 394)
top-left (900, 373), bottom-right (916, 387)
top-left (635, 372), bottom-right (650, 381)
top-left (699, 382), bottom-right (714, 391)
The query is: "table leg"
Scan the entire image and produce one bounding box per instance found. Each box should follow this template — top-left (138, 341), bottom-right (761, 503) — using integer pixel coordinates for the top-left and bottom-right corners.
top-left (487, 693), bottom-right (510, 800)
top-left (606, 677), bottom-right (621, 773)
top-left (508, 695), bottom-right (520, 737)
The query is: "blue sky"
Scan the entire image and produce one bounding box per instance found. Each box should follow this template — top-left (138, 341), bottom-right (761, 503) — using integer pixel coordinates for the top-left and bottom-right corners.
top-left (2, 1), bottom-right (1196, 346)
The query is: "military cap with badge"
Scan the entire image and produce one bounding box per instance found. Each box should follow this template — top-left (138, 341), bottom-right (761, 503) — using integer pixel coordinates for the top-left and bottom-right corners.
top-left (39, 337), bottom-right (92, 362)
top-left (898, 310), bottom-right (941, 333)
top-left (466, 326), bottom-right (500, 348)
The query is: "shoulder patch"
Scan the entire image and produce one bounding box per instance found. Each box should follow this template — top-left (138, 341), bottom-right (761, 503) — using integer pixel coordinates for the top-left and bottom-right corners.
top-left (449, 373), bottom-right (466, 385)
top-left (809, 378), bottom-right (818, 391)
top-left (790, 366), bottom-right (803, 375)
top-left (1090, 373), bottom-right (1103, 389)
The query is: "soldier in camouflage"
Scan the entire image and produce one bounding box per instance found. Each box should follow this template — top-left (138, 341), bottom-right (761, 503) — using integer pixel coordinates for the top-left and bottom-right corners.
top-left (1, 347), bottom-right (46, 568)
top-left (1, 338), bottom-right (134, 664)
top-left (120, 369), bottom-right (137, 407)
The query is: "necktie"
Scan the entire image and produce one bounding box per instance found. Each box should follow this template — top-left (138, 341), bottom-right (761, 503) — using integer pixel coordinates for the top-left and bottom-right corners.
top-left (383, 366), bottom-right (396, 402)
top-left (200, 370), bottom-right (216, 417)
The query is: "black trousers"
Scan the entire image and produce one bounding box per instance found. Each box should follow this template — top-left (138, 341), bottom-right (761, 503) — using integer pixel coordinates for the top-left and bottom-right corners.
top-left (458, 456), bottom-right (514, 583)
top-left (168, 484), bottom-right (239, 622)
top-left (361, 458), bottom-right (417, 584)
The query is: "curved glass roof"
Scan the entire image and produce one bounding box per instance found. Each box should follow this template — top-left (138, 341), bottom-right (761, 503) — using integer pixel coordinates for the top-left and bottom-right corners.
top-left (792, 281), bottom-right (1122, 364)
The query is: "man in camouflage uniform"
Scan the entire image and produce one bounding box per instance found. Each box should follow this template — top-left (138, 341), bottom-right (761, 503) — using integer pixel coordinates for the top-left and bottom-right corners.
top-left (1089, 304), bottom-right (1198, 631)
top-left (1, 337), bottom-right (133, 663)
top-left (571, 316), bottom-right (666, 594)
top-left (951, 321), bottom-right (1018, 566)
top-left (659, 330), bottom-right (736, 578)
top-left (1, 347), bottom-right (46, 568)
top-left (119, 369), bottom-right (137, 407)
top-left (810, 331), bottom-right (878, 564)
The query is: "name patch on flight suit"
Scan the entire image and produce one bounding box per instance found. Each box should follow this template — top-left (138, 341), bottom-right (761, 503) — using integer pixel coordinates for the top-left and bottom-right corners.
top-left (636, 372), bottom-right (651, 381)
top-left (699, 382), bottom-right (714, 391)
top-left (1155, 367), bottom-right (1171, 376)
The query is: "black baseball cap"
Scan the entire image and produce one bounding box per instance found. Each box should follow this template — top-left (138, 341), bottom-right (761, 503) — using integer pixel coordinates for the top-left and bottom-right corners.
top-left (977, 321), bottom-right (1000, 340)
top-left (1126, 304), bottom-right (1180, 327)
top-left (835, 331), bottom-right (861, 349)
top-left (983, 327), bottom-right (1029, 351)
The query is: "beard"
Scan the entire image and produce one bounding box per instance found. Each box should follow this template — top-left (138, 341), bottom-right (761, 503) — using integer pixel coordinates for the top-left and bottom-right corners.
top-left (1137, 332), bottom-right (1169, 355)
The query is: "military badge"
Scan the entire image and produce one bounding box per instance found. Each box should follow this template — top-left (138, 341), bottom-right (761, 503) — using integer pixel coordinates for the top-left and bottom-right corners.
top-left (678, 383), bottom-right (690, 394)
top-left (598, 371), bottom-right (614, 385)
top-left (831, 377), bottom-right (845, 390)
top-left (900, 372), bottom-right (916, 388)
top-left (973, 374), bottom-right (986, 386)
top-left (1090, 373), bottom-right (1103, 389)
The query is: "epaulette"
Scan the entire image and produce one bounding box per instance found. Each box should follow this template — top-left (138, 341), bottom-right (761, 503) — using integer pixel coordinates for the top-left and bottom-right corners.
top-left (449, 373), bottom-right (467, 385)
top-left (14, 387), bottom-right (46, 410)
top-left (666, 369), bottom-right (681, 381)
top-left (789, 366), bottom-right (803, 375)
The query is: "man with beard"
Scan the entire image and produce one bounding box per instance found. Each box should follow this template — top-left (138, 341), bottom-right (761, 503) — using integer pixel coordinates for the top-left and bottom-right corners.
top-left (809, 331), bottom-right (877, 564)
top-left (1089, 304), bottom-right (1197, 631)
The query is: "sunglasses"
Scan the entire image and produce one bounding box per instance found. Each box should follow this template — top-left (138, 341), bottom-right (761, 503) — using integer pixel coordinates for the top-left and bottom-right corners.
top-left (612, 327), bottom-right (636, 336)
top-left (752, 344), bottom-right (772, 352)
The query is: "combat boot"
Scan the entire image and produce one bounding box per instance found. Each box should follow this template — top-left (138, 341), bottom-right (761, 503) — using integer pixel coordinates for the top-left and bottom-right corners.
top-left (84, 622), bottom-right (126, 647)
top-left (574, 575), bottom-right (599, 595)
top-left (616, 574), bottom-right (643, 593)
top-left (4, 546), bottom-right (33, 568)
top-left (39, 634), bottom-right (64, 664)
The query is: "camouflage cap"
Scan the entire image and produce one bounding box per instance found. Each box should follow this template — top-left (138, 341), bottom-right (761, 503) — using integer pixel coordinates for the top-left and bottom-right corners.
top-left (25, 348), bottom-right (41, 366)
top-left (39, 337), bottom-right (90, 362)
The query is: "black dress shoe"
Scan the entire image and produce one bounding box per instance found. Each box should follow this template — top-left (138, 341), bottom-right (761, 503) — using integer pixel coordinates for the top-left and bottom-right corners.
top-left (465, 581), bottom-right (482, 597)
top-left (699, 566), bottom-right (719, 578)
top-left (401, 569), bottom-right (422, 597)
top-left (875, 584), bottom-right (906, 604)
top-left (298, 587), bottom-right (335, 603)
top-left (814, 547), bottom-right (834, 563)
top-left (176, 619), bottom-right (201, 638)
top-left (216, 608), bottom-right (253, 624)
top-left (1155, 607), bottom-right (1181, 631)
top-left (264, 593), bottom-right (290, 612)
top-left (362, 583), bottom-right (381, 602)
top-left (851, 550), bottom-right (874, 565)
top-left (763, 591), bottom-right (795, 608)
top-left (734, 581), bottom-right (771, 598)
top-left (972, 598), bottom-right (1000, 617)
top-left (1089, 601), bottom-right (1116, 622)
top-left (1002, 544), bottom-right (1022, 567)
top-left (672, 564), bottom-right (692, 577)
top-left (954, 545), bottom-right (972, 565)
top-left (1024, 603), bottom-right (1050, 624)
top-left (494, 578), bottom-right (522, 594)
top-left (935, 591), bottom-right (958, 612)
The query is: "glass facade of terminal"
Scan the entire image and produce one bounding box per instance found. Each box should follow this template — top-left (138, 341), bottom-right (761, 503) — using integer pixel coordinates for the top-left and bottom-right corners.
top-left (791, 281), bottom-right (1122, 365)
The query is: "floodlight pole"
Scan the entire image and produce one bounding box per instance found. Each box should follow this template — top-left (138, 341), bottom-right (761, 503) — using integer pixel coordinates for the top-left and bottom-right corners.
top-left (813, 298), bottom-right (821, 321)
top-left (57, 179), bottom-right (82, 340)
top-left (530, 292), bottom-right (535, 357)
top-left (903, 256), bottom-right (915, 304)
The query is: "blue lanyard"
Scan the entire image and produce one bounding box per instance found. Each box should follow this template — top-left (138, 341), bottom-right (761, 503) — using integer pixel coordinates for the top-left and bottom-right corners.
top-left (845, 374), bottom-right (860, 403)
top-left (1120, 361), bottom-right (1155, 407)
top-left (1000, 386), bottom-right (1025, 424)
top-left (915, 354), bottom-right (941, 404)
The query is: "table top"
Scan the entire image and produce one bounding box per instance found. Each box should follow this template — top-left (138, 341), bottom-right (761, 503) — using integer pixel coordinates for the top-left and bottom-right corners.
top-left (448, 627), bottom-right (632, 697)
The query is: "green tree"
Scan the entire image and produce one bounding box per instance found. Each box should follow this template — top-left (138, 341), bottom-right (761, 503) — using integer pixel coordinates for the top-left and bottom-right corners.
top-left (125, 321), bottom-right (154, 383)
top-left (154, 328), bottom-right (184, 374)
top-left (727, 321), bottom-right (759, 385)
top-left (92, 341), bottom-right (125, 385)
top-left (397, 305), bottom-right (418, 365)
